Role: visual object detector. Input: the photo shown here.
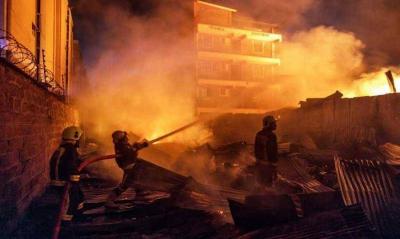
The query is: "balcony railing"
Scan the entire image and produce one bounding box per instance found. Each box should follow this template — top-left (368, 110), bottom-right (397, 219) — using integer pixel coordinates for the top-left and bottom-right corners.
top-left (232, 16), bottom-right (279, 33)
top-left (196, 97), bottom-right (266, 110)
top-left (0, 29), bottom-right (65, 98)
top-left (198, 15), bottom-right (279, 34)
top-left (197, 71), bottom-right (271, 82)
top-left (197, 45), bottom-right (274, 59)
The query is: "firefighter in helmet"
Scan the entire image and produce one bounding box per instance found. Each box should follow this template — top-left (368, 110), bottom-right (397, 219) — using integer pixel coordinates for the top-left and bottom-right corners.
top-left (49, 126), bottom-right (85, 221)
top-left (254, 115), bottom-right (278, 187)
top-left (105, 130), bottom-right (148, 209)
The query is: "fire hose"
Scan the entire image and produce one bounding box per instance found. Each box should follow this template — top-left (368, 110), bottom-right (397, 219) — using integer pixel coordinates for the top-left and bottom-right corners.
top-left (52, 120), bottom-right (199, 239)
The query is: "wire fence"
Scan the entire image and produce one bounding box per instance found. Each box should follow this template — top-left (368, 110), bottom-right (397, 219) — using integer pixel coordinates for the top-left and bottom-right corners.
top-left (0, 29), bottom-right (66, 98)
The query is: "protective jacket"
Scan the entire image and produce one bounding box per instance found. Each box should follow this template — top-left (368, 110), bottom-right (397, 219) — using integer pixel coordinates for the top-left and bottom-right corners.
top-left (115, 142), bottom-right (148, 170)
top-left (106, 141), bottom-right (148, 208)
top-left (49, 142), bottom-right (84, 221)
top-left (50, 143), bottom-right (81, 184)
top-left (254, 128), bottom-right (278, 163)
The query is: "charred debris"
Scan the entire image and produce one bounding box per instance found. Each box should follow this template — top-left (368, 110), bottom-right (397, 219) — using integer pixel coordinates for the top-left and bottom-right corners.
top-left (23, 92), bottom-right (400, 239)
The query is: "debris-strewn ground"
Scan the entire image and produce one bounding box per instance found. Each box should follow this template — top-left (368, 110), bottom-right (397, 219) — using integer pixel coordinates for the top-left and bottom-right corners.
top-left (16, 140), bottom-right (400, 238)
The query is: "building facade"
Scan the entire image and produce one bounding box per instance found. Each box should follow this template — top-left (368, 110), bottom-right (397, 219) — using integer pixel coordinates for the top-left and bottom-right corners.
top-left (194, 1), bottom-right (282, 114)
top-left (0, 0), bottom-right (79, 234)
top-left (0, 0), bottom-right (74, 98)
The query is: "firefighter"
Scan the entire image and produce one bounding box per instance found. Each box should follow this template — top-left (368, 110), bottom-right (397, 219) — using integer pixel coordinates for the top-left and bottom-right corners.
top-left (254, 115), bottom-right (278, 187)
top-left (105, 130), bottom-right (149, 209)
top-left (49, 126), bottom-right (85, 222)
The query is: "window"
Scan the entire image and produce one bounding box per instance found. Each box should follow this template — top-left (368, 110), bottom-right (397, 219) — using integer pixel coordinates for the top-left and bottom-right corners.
top-left (231, 64), bottom-right (241, 79)
top-left (220, 87), bottom-right (231, 97)
top-left (253, 40), bottom-right (264, 54)
top-left (198, 60), bottom-right (229, 78)
top-left (198, 33), bottom-right (229, 51)
top-left (232, 39), bottom-right (241, 52)
top-left (198, 60), bottom-right (213, 76)
top-left (224, 38), bottom-right (230, 46)
top-left (264, 42), bottom-right (273, 57)
top-left (198, 87), bottom-right (209, 98)
top-left (213, 35), bottom-right (225, 49)
top-left (0, 0), bottom-right (5, 30)
top-left (0, 0), bottom-right (6, 48)
top-left (198, 33), bottom-right (213, 49)
top-left (224, 62), bottom-right (230, 72)
top-left (213, 61), bottom-right (226, 75)
top-left (252, 64), bottom-right (264, 80)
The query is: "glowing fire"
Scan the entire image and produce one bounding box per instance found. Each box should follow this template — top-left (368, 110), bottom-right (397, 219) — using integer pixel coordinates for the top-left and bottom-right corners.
top-left (344, 69), bottom-right (400, 97)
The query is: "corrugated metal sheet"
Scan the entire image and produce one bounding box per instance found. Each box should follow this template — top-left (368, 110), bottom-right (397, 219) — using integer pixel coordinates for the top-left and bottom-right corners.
top-left (238, 204), bottom-right (377, 239)
top-left (60, 180), bottom-right (245, 238)
top-left (334, 155), bottom-right (400, 237)
top-left (279, 155), bottom-right (334, 193)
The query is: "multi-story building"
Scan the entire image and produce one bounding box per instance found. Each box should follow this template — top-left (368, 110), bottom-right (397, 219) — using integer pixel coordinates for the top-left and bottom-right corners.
top-left (0, 0), bottom-right (75, 98)
top-left (0, 1), bottom-right (80, 233)
top-left (194, 1), bottom-right (282, 114)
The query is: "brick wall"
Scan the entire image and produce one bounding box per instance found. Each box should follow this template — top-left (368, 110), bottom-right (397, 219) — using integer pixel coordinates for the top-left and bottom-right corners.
top-left (0, 59), bottom-right (79, 232)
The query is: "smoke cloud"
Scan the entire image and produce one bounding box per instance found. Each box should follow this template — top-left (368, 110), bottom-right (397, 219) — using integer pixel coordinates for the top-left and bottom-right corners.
top-left (72, 0), bottom-right (400, 132)
top-left (217, 0), bottom-right (400, 69)
top-left (71, 0), bottom-right (400, 182)
top-left (255, 26), bottom-right (366, 108)
top-left (307, 0), bottom-right (400, 68)
top-left (74, 0), bottom-right (210, 148)
top-left (213, 0), bottom-right (315, 30)
top-left (211, 0), bottom-right (400, 106)
top-left (72, 0), bottom-right (216, 181)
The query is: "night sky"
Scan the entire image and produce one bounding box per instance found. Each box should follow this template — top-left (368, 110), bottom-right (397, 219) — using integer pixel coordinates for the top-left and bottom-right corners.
top-left (71, 0), bottom-right (400, 70)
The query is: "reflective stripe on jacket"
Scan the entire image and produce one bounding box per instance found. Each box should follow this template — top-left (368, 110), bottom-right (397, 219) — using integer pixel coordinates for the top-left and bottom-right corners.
top-left (50, 143), bottom-right (81, 182)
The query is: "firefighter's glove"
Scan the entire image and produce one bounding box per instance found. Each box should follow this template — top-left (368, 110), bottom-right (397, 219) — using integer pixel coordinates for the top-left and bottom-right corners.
top-left (141, 139), bottom-right (149, 148)
top-left (69, 174), bottom-right (81, 182)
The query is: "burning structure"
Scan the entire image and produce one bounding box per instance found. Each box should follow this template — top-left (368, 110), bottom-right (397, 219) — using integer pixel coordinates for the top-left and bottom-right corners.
top-left (2, 0), bottom-right (400, 238)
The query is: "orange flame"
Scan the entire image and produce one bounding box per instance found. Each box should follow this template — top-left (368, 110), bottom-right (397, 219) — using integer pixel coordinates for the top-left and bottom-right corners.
top-left (344, 69), bottom-right (400, 97)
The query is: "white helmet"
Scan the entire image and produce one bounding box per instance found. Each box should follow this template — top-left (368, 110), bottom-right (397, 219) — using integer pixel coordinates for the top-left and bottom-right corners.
top-left (62, 126), bottom-right (83, 141)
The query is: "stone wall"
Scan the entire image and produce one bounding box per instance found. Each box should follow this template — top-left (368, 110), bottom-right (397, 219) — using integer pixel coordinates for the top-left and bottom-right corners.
top-left (0, 59), bottom-right (79, 232)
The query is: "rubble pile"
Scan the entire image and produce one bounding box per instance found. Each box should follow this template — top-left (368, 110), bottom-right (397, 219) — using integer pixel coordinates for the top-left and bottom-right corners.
top-left (21, 132), bottom-right (400, 238)
top-left (19, 93), bottom-right (400, 238)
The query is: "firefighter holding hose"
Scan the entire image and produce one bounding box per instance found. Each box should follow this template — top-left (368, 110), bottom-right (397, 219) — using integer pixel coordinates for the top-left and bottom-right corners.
top-left (254, 115), bottom-right (279, 188)
top-left (49, 126), bottom-right (85, 222)
top-left (105, 131), bottom-right (149, 209)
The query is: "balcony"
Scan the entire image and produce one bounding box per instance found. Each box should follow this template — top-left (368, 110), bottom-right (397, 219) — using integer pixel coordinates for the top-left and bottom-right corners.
top-left (196, 87), bottom-right (266, 108)
top-left (196, 97), bottom-right (268, 114)
top-left (197, 107), bottom-right (267, 114)
top-left (197, 23), bottom-right (282, 42)
top-left (197, 43), bottom-right (275, 59)
top-left (232, 16), bottom-right (279, 33)
top-left (196, 60), bottom-right (276, 84)
top-left (197, 78), bottom-right (262, 88)
top-left (197, 51), bottom-right (280, 65)
top-left (196, 32), bottom-right (280, 64)
top-left (195, 84), bottom-right (270, 114)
